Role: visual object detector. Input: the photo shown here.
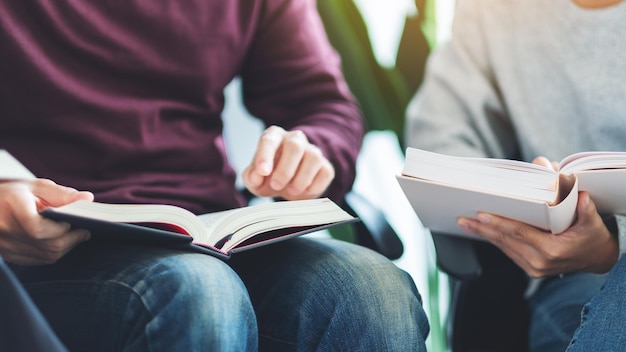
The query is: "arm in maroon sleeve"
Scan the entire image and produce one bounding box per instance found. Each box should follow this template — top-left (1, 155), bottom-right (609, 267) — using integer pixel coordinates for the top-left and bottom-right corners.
top-left (239, 0), bottom-right (365, 202)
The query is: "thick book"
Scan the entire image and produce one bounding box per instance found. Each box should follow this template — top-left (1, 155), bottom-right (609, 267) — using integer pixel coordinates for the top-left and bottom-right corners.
top-left (396, 147), bottom-right (626, 239)
top-left (41, 198), bottom-right (357, 259)
top-left (0, 150), bottom-right (355, 259)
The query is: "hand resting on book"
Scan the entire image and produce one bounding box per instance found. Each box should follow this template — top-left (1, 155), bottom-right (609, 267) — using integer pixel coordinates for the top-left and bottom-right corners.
top-left (0, 179), bottom-right (93, 265)
top-left (242, 125), bottom-right (335, 201)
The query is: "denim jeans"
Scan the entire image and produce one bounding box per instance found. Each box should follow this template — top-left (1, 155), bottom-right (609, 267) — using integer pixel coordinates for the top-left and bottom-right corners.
top-left (565, 256), bottom-right (626, 351)
top-left (0, 257), bottom-right (66, 351)
top-left (527, 271), bottom-right (607, 352)
top-left (11, 237), bottom-right (429, 351)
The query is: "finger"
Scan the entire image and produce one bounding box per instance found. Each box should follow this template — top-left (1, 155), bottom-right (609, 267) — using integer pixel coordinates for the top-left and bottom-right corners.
top-left (252, 126), bottom-right (285, 177)
top-left (0, 228), bottom-right (90, 265)
top-left (31, 179), bottom-right (94, 209)
top-left (573, 192), bottom-right (599, 227)
top-left (301, 164), bottom-right (334, 199)
top-left (457, 214), bottom-right (550, 276)
top-left (0, 185), bottom-right (70, 238)
top-left (242, 164), bottom-right (265, 190)
top-left (569, 192), bottom-right (619, 273)
top-left (242, 171), bottom-right (278, 198)
top-left (38, 228), bottom-right (91, 259)
top-left (532, 156), bottom-right (558, 171)
top-left (533, 156), bottom-right (552, 168)
top-left (6, 188), bottom-right (73, 241)
top-left (476, 212), bottom-right (549, 249)
top-left (241, 163), bottom-right (280, 198)
top-left (283, 146), bottom-right (324, 196)
top-left (270, 131), bottom-right (308, 191)
top-left (0, 252), bottom-right (48, 266)
top-left (457, 215), bottom-right (527, 256)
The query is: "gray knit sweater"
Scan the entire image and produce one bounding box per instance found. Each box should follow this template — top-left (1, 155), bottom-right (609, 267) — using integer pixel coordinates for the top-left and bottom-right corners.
top-left (406, 0), bottom-right (626, 257)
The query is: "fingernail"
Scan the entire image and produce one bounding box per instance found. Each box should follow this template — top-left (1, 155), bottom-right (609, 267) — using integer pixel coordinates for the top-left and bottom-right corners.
top-left (258, 162), bottom-right (272, 175)
top-left (457, 219), bottom-right (471, 233)
top-left (477, 213), bottom-right (491, 224)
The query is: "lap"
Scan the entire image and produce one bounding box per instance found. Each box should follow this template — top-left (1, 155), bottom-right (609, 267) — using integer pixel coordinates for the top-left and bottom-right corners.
top-left (566, 255), bottom-right (626, 351)
top-left (231, 237), bottom-right (429, 351)
top-left (527, 271), bottom-right (606, 352)
top-left (10, 236), bottom-right (429, 352)
top-left (11, 241), bottom-right (255, 351)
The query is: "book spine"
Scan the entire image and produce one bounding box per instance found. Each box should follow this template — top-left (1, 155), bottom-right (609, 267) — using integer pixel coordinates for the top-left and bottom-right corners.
top-left (546, 178), bottom-right (579, 234)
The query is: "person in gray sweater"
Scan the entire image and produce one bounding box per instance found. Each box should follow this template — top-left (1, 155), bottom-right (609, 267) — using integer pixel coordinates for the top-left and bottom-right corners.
top-left (407, 0), bottom-right (626, 350)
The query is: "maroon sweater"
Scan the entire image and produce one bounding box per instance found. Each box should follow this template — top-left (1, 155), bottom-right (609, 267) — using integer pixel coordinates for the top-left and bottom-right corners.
top-left (0, 0), bottom-right (364, 214)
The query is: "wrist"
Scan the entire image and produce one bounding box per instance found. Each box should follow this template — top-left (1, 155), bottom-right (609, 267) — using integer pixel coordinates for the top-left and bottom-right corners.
top-left (599, 215), bottom-right (622, 271)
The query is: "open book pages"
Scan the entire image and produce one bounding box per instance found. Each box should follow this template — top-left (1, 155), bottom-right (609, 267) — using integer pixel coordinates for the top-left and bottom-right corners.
top-left (402, 148), bottom-right (560, 203)
top-left (403, 148), bottom-right (626, 208)
top-left (396, 174), bottom-right (579, 237)
top-left (46, 198), bottom-right (354, 253)
top-left (196, 199), bottom-right (354, 252)
top-left (558, 151), bottom-right (626, 173)
top-left (396, 147), bottom-right (626, 238)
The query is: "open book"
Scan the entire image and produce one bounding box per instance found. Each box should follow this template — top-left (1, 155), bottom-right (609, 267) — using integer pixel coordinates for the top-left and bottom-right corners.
top-left (0, 149), bottom-right (355, 259)
top-left (41, 198), bottom-right (356, 259)
top-left (396, 147), bottom-right (626, 239)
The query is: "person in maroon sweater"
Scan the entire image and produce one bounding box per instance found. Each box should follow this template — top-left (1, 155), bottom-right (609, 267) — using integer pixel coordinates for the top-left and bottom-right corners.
top-left (0, 0), bottom-right (429, 350)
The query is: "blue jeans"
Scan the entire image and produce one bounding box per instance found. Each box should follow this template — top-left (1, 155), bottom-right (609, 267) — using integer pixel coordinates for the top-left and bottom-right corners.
top-left (527, 272), bottom-right (607, 352)
top-left (11, 237), bottom-right (429, 351)
top-left (565, 256), bottom-right (626, 351)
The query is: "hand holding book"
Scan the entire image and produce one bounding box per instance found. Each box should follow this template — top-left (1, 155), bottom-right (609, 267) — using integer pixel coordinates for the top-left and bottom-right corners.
top-left (455, 191), bottom-right (619, 277)
top-left (0, 179), bottom-right (94, 266)
top-left (1, 150), bottom-right (356, 261)
top-left (397, 147), bottom-right (626, 238)
top-left (41, 198), bottom-right (355, 259)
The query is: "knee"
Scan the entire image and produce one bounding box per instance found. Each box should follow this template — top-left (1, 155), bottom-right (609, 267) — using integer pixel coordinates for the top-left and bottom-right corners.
top-left (298, 240), bottom-right (430, 348)
top-left (338, 245), bottom-right (429, 329)
top-left (128, 254), bottom-right (257, 348)
top-left (139, 253), bottom-right (253, 315)
top-left (311, 239), bottom-right (423, 303)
